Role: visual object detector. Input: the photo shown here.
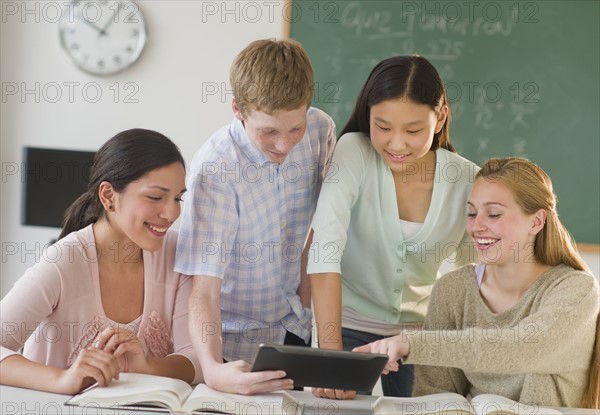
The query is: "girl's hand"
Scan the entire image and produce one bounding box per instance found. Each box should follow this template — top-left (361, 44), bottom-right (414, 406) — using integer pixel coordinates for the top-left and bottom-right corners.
top-left (95, 327), bottom-right (149, 374)
top-left (311, 387), bottom-right (356, 400)
top-left (353, 335), bottom-right (409, 375)
top-left (57, 347), bottom-right (121, 394)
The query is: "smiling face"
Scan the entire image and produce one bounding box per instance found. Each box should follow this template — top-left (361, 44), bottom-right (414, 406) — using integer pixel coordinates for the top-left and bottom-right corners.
top-left (467, 178), bottom-right (546, 266)
top-left (104, 162), bottom-right (186, 252)
top-left (369, 98), bottom-right (447, 174)
top-left (233, 101), bottom-right (308, 164)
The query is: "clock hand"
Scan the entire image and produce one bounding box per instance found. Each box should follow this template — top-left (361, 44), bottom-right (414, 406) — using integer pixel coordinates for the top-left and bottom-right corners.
top-left (99, 2), bottom-right (122, 37)
top-left (78, 14), bottom-right (104, 35)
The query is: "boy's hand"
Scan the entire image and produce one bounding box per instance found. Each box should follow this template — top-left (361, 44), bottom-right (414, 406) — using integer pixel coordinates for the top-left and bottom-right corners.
top-left (205, 360), bottom-right (294, 395)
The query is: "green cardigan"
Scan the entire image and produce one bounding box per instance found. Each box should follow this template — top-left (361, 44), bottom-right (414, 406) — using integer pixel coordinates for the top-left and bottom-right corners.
top-left (308, 132), bottom-right (479, 324)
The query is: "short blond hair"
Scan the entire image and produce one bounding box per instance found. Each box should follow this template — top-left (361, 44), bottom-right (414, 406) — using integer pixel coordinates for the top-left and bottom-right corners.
top-left (230, 38), bottom-right (314, 116)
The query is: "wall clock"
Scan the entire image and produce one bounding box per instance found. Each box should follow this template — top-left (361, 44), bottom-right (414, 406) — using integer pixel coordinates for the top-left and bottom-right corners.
top-left (59, 1), bottom-right (147, 76)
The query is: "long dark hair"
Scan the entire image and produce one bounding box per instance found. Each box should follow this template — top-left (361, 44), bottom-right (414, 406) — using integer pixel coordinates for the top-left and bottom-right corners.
top-left (341, 55), bottom-right (455, 152)
top-left (59, 129), bottom-right (185, 239)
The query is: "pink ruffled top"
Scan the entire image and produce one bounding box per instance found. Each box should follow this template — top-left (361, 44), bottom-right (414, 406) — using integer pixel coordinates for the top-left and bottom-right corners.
top-left (66, 311), bottom-right (174, 367)
top-left (1, 225), bottom-right (201, 384)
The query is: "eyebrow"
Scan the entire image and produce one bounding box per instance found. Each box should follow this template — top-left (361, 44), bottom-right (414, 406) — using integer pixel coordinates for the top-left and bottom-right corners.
top-left (146, 185), bottom-right (187, 193)
top-left (259, 124), bottom-right (304, 132)
top-left (467, 201), bottom-right (508, 207)
top-left (373, 117), bottom-right (424, 126)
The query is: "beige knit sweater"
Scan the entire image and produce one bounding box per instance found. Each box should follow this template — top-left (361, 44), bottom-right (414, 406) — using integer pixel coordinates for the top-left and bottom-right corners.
top-left (404, 264), bottom-right (599, 407)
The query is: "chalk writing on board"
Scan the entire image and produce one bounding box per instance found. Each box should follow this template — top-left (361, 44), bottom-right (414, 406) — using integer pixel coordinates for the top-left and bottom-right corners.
top-left (315, 1), bottom-right (546, 158)
top-left (292, 0), bottom-right (600, 243)
top-left (339, 1), bottom-right (519, 40)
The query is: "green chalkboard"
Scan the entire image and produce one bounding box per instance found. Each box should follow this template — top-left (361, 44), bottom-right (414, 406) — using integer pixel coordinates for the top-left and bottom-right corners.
top-left (290, 0), bottom-right (599, 245)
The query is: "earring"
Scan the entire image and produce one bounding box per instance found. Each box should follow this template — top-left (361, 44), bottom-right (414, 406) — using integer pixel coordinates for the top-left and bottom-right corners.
top-left (108, 205), bottom-right (114, 211)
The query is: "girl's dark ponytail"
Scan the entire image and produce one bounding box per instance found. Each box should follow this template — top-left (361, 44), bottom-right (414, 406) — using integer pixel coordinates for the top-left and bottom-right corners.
top-left (59, 192), bottom-right (98, 239)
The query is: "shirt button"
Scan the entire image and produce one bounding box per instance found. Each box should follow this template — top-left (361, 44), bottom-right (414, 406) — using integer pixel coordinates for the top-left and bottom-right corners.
top-left (396, 268), bottom-right (402, 273)
top-left (394, 289), bottom-right (401, 294)
top-left (392, 308), bottom-right (399, 314)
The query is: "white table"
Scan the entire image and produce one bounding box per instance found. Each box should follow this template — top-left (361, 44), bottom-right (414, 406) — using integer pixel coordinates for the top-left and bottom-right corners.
top-left (0, 385), bottom-right (374, 415)
top-left (1, 385), bottom-right (597, 415)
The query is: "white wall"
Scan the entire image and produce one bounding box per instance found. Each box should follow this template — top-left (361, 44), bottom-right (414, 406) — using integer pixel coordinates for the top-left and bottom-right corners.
top-left (1, 0), bottom-right (288, 296)
top-left (1, 1), bottom-right (598, 298)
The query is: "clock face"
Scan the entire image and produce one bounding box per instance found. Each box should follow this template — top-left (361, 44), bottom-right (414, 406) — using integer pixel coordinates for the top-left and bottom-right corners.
top-left (60, 0), bottom-right (147, 76)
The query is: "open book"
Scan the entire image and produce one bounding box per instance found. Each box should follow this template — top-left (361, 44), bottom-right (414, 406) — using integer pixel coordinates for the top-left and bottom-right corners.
top-left (373, 393), bottom-right (565, 415)
top-left (66, 373), bottom-right (303, 414)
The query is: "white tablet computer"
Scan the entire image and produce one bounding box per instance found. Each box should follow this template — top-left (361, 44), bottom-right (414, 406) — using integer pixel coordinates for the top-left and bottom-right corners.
top-left (250, 343), bottom-right (388, 391)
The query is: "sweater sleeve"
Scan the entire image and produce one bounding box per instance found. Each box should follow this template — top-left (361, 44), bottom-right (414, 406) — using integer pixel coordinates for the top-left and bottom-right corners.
top-left (1, 260), bottom-right (61, 361)
top-left (405, 267), bottom-right (599, 375)
top-left (307, 133), bottom-right (366, 275)
top-left (412, 269), bottom-right (470, 396)
top-left (169, 273), bottom-right (202, 384)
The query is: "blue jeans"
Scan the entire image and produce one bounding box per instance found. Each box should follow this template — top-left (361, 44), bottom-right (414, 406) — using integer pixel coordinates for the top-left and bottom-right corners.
top-left (342, 327), bottom-right (414, 397)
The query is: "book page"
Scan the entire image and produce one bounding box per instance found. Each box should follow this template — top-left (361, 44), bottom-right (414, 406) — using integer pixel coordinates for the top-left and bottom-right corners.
top-left (182, 384), bottom-right (302, 415)
top-left (67, 373), bottom-right (192, 411)
top-left (373, 393), bottom-right (474, 415)
top-left (470, 394), bottom-right (562, 415)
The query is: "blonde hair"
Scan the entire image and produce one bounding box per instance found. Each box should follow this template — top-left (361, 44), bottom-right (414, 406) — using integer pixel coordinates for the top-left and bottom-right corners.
top-left (477, 158), bottom-right (598, 408)
top-left (581, 315), bottom-right (600, 409)
top-left (476, 157), bottom-right (589, 272)
top-left (230, 38), bottom-right (314, 116)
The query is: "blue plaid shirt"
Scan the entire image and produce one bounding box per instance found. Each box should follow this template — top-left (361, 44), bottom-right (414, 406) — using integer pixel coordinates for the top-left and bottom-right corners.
top-left (175, 107), bottom-right (336, 362)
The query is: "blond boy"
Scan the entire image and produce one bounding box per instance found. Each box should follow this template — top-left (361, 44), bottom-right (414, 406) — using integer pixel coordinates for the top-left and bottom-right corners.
top-left (175, 39), bottom-right (336, 394)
